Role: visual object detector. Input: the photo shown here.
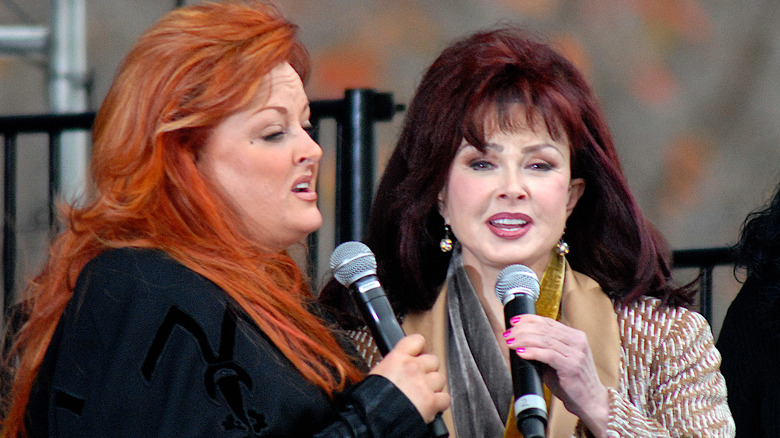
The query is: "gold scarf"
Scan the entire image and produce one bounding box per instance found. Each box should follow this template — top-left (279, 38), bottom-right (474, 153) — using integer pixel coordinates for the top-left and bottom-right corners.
top-left (504, 253), bottom-right (566, 438)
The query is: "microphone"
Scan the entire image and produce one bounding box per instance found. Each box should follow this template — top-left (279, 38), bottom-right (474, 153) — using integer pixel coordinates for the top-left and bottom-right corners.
top-left (495, 264), bottom-right (547, 438)
top-left (330, 241), bottom-right (449, 438)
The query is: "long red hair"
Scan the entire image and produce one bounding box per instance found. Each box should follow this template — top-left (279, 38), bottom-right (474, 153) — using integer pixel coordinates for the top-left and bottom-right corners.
top-left (2, 2), bottom-right (363, 435)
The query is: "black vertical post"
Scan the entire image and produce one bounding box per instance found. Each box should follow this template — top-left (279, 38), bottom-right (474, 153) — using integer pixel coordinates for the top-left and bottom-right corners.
top-left (699, 267), bottom-right (713, 324)
top-left (335, 89), bottom-right (376, 245)
top-left (4, 134), bottom-right (17, 312)
top-left (48, 132), bottom-right (61, 234)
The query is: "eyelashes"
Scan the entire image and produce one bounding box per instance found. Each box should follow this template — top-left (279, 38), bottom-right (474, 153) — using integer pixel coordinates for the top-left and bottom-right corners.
top-left (256, 123), bottom-right (317, 143)
top-left (466, 159), bottom-right (556, 172)
top-left (261, 131), bottom-right (285, 142)
top-left (468, 160), bottom-right (495, 170)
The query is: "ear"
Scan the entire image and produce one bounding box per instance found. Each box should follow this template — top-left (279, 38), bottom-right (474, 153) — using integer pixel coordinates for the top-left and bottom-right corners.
top-left (566, 178), bottom-right (585, 217)
top-left (437, 189), bottom-right (449, 223)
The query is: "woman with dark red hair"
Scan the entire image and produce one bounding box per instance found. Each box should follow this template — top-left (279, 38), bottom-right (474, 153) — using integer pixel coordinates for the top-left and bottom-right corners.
top-left (322, 27), bottom-right (734, 437)
top-left (0, 2), bottom-right (448, 436)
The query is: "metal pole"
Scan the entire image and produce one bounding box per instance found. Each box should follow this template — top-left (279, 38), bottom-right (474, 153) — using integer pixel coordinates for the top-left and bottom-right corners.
top-left (699, 267), bottom-right (713, 324)
top-left (4, 135), bottom-right (18, 313)
top-left (335, 89), bottom-right (376, 245)
top-left (49, 0), bottom-right (89, 203)
top-left (48, 133), bottom-right (61, 232)
top-left (0, 26), bottom-right (48, 55)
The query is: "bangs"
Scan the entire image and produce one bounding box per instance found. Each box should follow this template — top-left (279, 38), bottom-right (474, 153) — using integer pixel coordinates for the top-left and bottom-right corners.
top-left (462, 84), bottom-right (576, 153)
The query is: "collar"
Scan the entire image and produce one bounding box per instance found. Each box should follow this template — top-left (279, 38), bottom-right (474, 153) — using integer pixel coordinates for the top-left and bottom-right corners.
top-left (546, 260), bottom-right (621, 437)
top-left (402, 253), bottom-right (621, 438)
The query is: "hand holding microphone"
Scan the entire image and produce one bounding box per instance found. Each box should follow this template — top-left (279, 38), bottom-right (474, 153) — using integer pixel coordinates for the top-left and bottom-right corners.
top-left (499, 264), bottom-right (611, 434)
top-left (495, 264), bottom-right (547, 438)
top-left (331, 241), bottom-right (450, 437)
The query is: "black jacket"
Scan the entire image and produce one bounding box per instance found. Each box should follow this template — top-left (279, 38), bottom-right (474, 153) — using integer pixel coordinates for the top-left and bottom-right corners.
top-left (717, 274), bottom-right (780, 438)
top-left (26, 248), bottom-right (428, 437)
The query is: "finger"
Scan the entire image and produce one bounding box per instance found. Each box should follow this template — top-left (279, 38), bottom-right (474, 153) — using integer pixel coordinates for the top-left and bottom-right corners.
top-left (420, 391), bottom-right (451, 423)
top-left (515, 336), bottom-right (592, 377)
top-left (508, 313), bottom-right (547, 327)
top-left (432, 391), bottom-right (451, 414)
top-left (506, 315), bottom-right (563, 344)
top-left (512, 317), bottom-right (582, 349)
top-left (394, 333), bottom-right (426, 355)
top-left (423, 368), bottom-right (447, 392)
top-left (413, 353), bottom-right (441, 373)
top-left (509, 329), bottom-right (570, 355)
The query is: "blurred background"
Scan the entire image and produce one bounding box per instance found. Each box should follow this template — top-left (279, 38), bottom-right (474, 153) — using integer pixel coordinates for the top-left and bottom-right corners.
top-left (2, 0), bottom-right (779, 337)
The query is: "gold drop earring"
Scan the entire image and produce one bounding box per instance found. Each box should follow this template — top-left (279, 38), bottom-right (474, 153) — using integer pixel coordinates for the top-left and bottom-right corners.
top-left (440, 224), bottom-right (453, 253)
top-left (554, 237), bottom-right (569, 256)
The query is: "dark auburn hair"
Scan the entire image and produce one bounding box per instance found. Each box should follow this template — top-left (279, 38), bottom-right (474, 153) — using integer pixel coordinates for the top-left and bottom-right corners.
top-left (321, 26), bottom-right (692, 319)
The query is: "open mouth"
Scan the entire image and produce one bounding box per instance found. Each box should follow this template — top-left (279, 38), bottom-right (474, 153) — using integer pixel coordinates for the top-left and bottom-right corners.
top-left (293, 182), bottom-right (310, 193)
top-left (489, 218), bottom-right (528, 230)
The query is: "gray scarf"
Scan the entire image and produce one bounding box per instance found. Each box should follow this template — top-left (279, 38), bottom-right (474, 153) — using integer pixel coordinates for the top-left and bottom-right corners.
top-left (446, 246), bottom-right (512, 437)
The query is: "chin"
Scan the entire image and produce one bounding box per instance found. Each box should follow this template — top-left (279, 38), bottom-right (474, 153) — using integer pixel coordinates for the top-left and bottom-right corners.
top-left (295, 219), bottom-right (323, 241)
top-left (490, 253), bottom-right (536, 269)
top-left (305, 214), bottom-right (323, 234)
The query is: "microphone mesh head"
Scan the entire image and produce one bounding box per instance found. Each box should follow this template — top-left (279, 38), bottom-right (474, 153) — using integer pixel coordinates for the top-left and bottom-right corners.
top-left (495, 264), bottom-right (540, 304)
top-left (330, 241), bottom-right (377, 287)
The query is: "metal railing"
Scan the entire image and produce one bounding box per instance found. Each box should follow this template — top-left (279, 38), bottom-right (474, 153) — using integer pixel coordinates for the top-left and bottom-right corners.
top-left (671, 246), bottom-right (735, 324)
top-left (0, 89), bottom-right (404, 317)
top-left (1, 112), bottom-right (95, 315)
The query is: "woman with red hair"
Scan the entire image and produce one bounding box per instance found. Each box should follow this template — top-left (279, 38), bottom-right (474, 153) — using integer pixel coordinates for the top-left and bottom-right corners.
top-left (1, 2), bottom-right (448, 436)
top-left (321, 27), bottom-right (734, 437)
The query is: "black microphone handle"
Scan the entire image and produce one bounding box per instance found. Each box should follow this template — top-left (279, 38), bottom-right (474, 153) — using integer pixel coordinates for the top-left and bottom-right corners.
top-left (504, 296), bottom-right (547, 438)
top-left (351, 276), bottom-right (405, 354)
top-left (349, 276), bottom-right (449, 437)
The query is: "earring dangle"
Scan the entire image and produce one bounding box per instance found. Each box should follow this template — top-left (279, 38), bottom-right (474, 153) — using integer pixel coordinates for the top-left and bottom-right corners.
top-left (440, 224), bottom-right (453, 253)
top-left (554, 238), bottom-right (569, 256)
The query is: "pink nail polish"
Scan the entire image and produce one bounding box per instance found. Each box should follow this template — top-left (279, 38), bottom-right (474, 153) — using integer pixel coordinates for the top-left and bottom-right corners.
top-left (510, 316), bottom-right (521, 324)
top-left (502, 330), bottom-right (512, 338)
top-left (506, 338), bottom-right (515, 345)
top-left (516, 347), bottom-right (525, 354)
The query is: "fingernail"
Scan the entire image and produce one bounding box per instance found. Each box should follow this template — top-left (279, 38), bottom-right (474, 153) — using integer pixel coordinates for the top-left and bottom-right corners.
top-left (516, 347), bottom-right (525, 354)
top-left (502, 330), bottom-right (512, 338)
top-left (510, 316), bottom-right (521, 324)
top-left (506, 338), bottom-right (515, 345)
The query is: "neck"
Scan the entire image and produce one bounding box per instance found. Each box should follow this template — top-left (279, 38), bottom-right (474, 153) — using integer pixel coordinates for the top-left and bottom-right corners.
top-left (460, 261), bottom-right (511, 366)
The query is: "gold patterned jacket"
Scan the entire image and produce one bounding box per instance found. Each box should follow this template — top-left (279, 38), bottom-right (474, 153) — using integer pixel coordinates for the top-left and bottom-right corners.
top-left (348, 263), bottom-right (736, 437)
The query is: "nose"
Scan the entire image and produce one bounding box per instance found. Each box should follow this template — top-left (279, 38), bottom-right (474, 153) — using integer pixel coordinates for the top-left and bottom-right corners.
top-left (498, 168), bottom-right (527, 200)
top-left (295, 128), bottom-right (323, 165)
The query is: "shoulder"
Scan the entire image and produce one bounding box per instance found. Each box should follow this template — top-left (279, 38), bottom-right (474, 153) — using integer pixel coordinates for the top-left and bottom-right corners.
top-left (726, 274), bottom-right (780, 316)
top-left (615, 296), bottom-right (709, 337)
top-left (567, 267), bottom-right (711, 338)
top-left (80, 247), bottom-right (204, 288)
top-left (68, 248), bottom-right (229, 346)
top-left (76, 247), bottom-right (219, 306)
top-left (719, 273), bottom-right (780, 348)
top-left (614, 297), bottom-right (717, 373)
top-left (567, 269), bottom-right (603, 294)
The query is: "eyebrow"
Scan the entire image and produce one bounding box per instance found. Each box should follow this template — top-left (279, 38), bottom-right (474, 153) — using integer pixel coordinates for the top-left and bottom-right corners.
top-left (484, 142), bottom-right (559, 154)
top-left (251, 102), bottom-right (310, 118)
